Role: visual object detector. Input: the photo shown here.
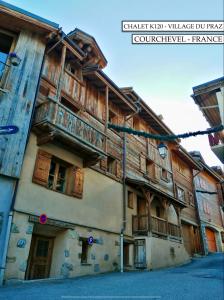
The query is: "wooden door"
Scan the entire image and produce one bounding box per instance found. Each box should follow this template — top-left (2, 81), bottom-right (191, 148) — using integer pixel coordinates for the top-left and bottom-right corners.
top-left (123, 243), bottom-right (129, 266)
top-left (134, 239), bottom-right (146, 268)
top-left (137, 198), bottom-right (147, 230)
top-left (27, 235), bottom-right (54, 280)
top-left (182, 224), bottom-right (193, 256)
top-left (205, 228), bottom-right (217, 252)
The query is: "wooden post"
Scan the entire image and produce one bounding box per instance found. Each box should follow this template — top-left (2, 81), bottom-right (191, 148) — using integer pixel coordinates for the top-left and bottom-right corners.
top-left (141, 189), bottom-right (154, 234)
top-left (104, 85), bottom-right (109, 152)
top-left (56, 45), bottom-right (66, 101)
top-left (163, 199), bottom-right (169, 236)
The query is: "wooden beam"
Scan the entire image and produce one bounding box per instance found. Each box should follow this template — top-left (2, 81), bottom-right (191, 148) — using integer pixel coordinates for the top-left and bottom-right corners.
top-left (104, 85), bottom-right (109, 153)
top-left (56, 45), bottom-right (66, 101)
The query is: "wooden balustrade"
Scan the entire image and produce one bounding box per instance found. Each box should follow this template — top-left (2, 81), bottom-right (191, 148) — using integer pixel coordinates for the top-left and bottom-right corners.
top-left (133, 214), bottom-right (181, 239)
top-left (151, 216), bottom-right (167, 235)
top-left (33, 99), bottom-right (106, 154)
top-left (168, 222), bottom-right (181, 238)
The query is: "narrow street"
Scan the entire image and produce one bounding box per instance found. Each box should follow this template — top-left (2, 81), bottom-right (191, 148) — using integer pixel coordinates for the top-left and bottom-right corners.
top-left (0, 253), bottom-right (223, 300)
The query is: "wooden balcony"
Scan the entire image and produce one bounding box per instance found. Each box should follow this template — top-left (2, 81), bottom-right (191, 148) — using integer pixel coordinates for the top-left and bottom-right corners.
top-left (151, 216), bottom-right (167, 236)
top-left (133, 215), bottom-right (181, 239)
top-left (33, 99), bottom-right (106, 165)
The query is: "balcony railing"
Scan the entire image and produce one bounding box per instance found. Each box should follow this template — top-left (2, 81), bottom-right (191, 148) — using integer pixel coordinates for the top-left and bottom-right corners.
top-left (33, 99), bottom-right (106, 155)
top-left (168, 222), bottom-right (181, 238)
top-left (151, 216), bottom-right (167, 235)
top-left (133, 214), bottom-right (181, 239)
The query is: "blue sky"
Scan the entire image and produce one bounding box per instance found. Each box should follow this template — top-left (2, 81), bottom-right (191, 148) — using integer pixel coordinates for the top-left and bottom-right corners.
top-left (5, 0), bottom-right (224, 167)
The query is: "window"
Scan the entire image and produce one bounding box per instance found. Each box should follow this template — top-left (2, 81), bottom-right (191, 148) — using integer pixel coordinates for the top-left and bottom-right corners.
top-left (81, 239), bottom-right (90, 264)
top-left (146, 159), bottom-right (156, 179)
top-left (176, 186), bottom-right (185, 202)
top-left (0, 31), bottom-right (14, 82)
top-left (65, 61), bottom-right (82, 81)
top-left (128, 191), bottom-right (134, 209)
top-left (47, 159), bottom-right (67, 192)
top-left (107, 156), bottom-right (117, 175)
top-left (32, 150), bottom-right (84, 198)
top-left (161, 168), bottom-right (169, 181)
top-left (156, 206), bottom-right (161, 218)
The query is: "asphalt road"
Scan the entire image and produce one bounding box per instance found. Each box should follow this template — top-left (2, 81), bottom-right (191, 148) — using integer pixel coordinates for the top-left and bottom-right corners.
top-left (0, 253), bottom-right (223, 300)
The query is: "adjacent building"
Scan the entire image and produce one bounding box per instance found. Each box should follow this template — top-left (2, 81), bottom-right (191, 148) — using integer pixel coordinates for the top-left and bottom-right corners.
top-left (191, 76), bottom-right (224, 164)
top-left (190, 152), bottom-right (224, 254)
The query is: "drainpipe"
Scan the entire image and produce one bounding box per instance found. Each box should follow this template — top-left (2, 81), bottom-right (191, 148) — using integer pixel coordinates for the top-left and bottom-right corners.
top-left (193, 170), bottom-right (206, 255)
top-left (120, 130), bottom-right (126, 273)
top-left (120, 106), bottom-right (140, 272)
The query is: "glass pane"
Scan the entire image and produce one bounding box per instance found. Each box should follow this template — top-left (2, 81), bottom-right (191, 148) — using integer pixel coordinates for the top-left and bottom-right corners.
top-left (56, 179), bottom-right (65, 192)
top-left (0, 32), bottom-right (13, 80)
top-left (47, 175), bottom-right (54, 189)
top-left (49, 161), bottom-right (56, 176)
top-left (58, 165), bottom-right (66, 179)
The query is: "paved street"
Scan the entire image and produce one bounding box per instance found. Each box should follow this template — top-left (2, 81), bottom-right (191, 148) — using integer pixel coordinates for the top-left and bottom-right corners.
top-left (0, 253), bottom-right (223, 300)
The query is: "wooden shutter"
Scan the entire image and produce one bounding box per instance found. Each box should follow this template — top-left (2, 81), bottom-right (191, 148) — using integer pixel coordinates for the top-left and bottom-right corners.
top-left (32, 150), bottom-right (52, 186)
top-left (100, 158), bottom-right (107, 171)
top-left (71, 167), bottom-right (84, 198)
top-left (116, 160), bottom-right (122, 179)
top-left (139, 154), bottom-right (146, 173)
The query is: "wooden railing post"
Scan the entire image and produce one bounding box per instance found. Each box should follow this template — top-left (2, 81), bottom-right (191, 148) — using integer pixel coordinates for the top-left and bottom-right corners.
top-left (56, 45), bottom-right (66, 101)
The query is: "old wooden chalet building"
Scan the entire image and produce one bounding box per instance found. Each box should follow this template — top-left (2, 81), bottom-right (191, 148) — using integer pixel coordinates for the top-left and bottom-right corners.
top-left (0, 1), bottom-right (223, 284)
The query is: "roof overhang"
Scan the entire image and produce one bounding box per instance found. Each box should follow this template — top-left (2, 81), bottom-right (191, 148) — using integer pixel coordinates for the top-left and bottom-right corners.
top-left (172, 147), bottom-right (202, 171)
top-left (83, 68), bottom-right (136, 115)
top-left (126, 176), bottom-right (187, 208)
top-left (68, 28), bottom-right (107, 69)
top-left (191, 76), bottom-right (224, 128)
top-left (121, 87), bottom-right (178, 139)
top-left (0, 0), bottom-right (59, 34)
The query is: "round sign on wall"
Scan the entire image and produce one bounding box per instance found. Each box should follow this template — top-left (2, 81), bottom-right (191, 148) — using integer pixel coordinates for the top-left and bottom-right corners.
top-left (87, 236), bottom-right (94, 245)
top-left (39, 214), bottom-right (47, 224)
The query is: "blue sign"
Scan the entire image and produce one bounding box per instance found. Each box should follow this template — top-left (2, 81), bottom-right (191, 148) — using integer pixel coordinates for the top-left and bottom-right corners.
top-left (87, 236), bottom-right (94, 245)
top-left (0, 125), bottom-right (19, 135)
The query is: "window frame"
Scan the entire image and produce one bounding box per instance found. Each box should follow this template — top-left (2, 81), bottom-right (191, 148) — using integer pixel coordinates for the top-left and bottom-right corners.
top-left (47, 158), bottom-right (69, 193)
top-left (176, 185), bottom-right (186, 202)
top-left (79, 238), bottom-right (91, 265)
top-left (0, 28), bottom-right (17, 88)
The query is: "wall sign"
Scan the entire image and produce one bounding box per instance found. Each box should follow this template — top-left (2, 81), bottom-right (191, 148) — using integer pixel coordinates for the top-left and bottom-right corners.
top-left (0, 125), bottom-right (19, 135)
top-left (87, 236), bottom-right (94, 245)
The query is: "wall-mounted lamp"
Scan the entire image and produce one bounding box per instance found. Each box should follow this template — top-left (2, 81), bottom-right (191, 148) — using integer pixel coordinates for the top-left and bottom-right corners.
top-left (8, 52), bottom-right (21, 67)
top-left (157, 142), bottom-right (168, 159)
